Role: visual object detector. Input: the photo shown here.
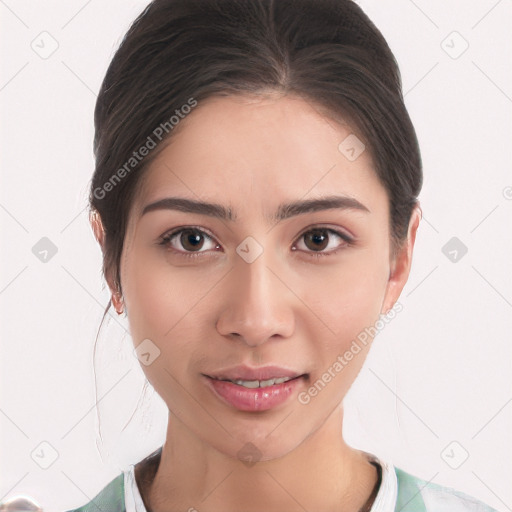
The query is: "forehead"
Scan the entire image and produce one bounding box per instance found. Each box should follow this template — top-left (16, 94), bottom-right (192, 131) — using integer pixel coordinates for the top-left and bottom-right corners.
top-left (131, 94), bottom-right (386, 220)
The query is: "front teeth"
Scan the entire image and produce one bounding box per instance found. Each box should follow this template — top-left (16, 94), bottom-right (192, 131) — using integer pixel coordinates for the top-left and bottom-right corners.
top-left (231, 376), bottom-right (293, 388)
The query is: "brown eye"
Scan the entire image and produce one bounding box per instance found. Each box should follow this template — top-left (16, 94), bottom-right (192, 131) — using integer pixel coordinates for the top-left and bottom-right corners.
top-left (303, 229), bottom-right (329, 251)
top-left (179, 229), bottom-right (206, 251)
top-left (294, 227), bottom-right (353, 257)
top-left (159, 227), bottom-right (219, 256)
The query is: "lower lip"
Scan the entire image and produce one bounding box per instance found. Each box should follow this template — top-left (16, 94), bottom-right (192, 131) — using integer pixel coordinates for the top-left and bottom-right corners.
top-left (204, 375), bottom-right (305, 412)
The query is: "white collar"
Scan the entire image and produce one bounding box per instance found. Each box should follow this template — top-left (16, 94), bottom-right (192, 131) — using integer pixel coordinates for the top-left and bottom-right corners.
top-left (124, 453), bottom-right (398, 512)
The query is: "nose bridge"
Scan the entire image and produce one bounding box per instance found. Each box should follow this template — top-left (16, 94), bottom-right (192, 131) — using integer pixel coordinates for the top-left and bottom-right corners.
top-left (216, 247), bottom-right (294, 345)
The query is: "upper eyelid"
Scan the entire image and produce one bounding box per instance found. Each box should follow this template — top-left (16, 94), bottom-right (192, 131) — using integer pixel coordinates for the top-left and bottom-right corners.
top-left (297, 224), bottom-right (353, 239)
top-left (161, 226), bottom-right (217, 243)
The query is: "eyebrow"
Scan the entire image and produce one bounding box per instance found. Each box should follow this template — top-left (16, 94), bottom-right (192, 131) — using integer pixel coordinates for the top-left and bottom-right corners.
top-left (141, 195), bottom-right (370, 223)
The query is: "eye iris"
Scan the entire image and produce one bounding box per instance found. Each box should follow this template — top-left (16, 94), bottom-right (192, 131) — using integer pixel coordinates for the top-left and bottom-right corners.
top-left (181, 229), bottom-right (204, 251)
top-left (305, 229), bottom-right (328, 251)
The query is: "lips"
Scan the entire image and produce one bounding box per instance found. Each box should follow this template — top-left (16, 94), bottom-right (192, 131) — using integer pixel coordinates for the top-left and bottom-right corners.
top-left (215, 376), bottom-right (296, 388)
top-left (205, 365), bottom-right (305, 382)
top-left (202, 365), bottom-right (308, 412)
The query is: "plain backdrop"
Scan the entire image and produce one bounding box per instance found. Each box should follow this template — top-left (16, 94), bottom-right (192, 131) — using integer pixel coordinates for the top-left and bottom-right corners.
top-left (1, 1), bottom-right (511, 511)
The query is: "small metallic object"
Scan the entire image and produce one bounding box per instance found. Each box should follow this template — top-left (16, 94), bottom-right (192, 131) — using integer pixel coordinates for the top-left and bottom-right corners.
top-left (0, 496), bottom-right (42, 512)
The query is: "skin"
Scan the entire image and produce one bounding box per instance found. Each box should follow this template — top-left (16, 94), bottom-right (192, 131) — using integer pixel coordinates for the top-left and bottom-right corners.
top-left (92, 93), bottom-right (421, 512)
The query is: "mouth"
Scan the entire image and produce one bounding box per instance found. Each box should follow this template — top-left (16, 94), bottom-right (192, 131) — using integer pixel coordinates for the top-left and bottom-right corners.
top-left (202, 366), bottom-right (309, 412)
top-left (208, 374), bottom-right (305, 388)
top-left (204, 365), bottom-right (307, 383)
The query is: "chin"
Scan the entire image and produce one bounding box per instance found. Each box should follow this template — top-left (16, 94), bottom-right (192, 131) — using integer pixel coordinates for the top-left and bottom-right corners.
top-left (207, 423), bottom-right (308, 464)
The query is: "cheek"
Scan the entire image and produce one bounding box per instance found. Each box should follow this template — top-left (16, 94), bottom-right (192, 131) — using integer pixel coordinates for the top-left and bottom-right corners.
top-left (301, 251), bottom-right (389, 360)
top-left (121, 253), bottom-right (210, 396)
top-left (295, 257), bottom-right (389, 408)
top-left (121, 249), bottom-right (206, 342)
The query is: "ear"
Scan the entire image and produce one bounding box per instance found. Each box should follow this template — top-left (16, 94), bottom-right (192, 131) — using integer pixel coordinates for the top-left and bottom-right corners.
top-left (380, 204), bottom-right (422, 314)
top-left (89, 210), bottom-right (123, 312)
top-left (90, 210), bottom-right (105, 248)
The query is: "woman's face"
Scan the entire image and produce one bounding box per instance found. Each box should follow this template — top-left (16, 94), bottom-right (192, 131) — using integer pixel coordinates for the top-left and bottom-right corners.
top-left (116, 93), bottom-right (415, 461)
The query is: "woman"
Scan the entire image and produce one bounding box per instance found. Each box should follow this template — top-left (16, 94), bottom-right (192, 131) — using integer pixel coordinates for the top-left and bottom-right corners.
top-left (66, 0), bottom-right (499, 510)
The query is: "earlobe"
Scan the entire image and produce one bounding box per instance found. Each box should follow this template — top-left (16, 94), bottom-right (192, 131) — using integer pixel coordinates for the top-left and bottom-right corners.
top-left (380, 205), bottom-right (422, 315)
top-left (111, 291), bottom-right (125, 315)
top-left (90, 210), bottom-right (105, 248)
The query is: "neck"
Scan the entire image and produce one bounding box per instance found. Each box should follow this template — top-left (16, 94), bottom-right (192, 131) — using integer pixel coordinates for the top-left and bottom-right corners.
top-left (138, 406), bottom-right (379, 512)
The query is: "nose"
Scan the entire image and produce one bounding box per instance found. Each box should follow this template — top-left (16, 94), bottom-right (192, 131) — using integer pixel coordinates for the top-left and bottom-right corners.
top-left (216, 251), bottom-right (295, 347)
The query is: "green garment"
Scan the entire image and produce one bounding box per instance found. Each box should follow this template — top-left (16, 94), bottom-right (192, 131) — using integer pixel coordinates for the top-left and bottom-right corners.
top-left (65, 473), bottom-right (123, 512)
top-left (65, 467), bottom-right (499, 512)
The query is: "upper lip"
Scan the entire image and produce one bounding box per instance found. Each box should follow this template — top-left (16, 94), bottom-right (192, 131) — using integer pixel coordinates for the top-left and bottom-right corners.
top-left (204, 365), bottom-right (306, 382)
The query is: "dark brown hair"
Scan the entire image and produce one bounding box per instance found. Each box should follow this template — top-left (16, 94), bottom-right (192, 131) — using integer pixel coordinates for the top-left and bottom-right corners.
top-left (90, 0), bottom-right (422, 303)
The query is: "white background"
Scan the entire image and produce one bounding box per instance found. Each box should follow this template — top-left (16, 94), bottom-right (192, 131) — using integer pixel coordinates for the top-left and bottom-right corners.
top-left (1, 1), bottom-right (511, 511)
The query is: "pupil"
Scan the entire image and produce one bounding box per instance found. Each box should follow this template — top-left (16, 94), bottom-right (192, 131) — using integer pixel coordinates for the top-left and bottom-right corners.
top-left (182, 230), bottom-right (204, 251)
top-left (306, 229), bottom-right (328, 251)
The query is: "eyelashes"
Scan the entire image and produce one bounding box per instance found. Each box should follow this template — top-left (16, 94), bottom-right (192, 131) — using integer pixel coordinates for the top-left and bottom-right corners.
top-left (159, 227), bottom-right (221, 259)
top-left (293, 227), bottom-right (353, 258)
top-left (158, 225), bottom-right (354, 260)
